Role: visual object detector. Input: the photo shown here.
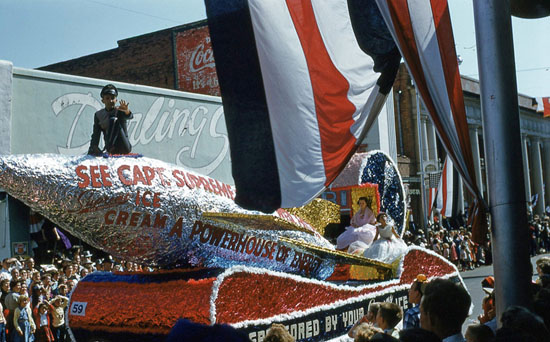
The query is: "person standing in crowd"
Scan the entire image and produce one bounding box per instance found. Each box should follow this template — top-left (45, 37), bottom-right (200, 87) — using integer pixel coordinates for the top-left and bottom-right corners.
top-left (264, 323), bottom-right (295, 342)
top-left (420, 278), bottom-right (471, 341)
top-left (348, 302), bottom-right (381, 338)
top-left (376, 302), bottom-right (403, 338)
top-left (33, 303), bottom-right (54, 342)
top-left (0, 280), bottom-right (9, 308)
top-left (0, 297), bottom-right (6, 342)
top-left (88, 84), bottom-right (133, 156)
top-left (354, 324), bottom-right (385, 342)
top-left (12, 295), bottom-right (35, 342)
top-left (5, 280), bottom-right (22, 341)
top-left (403, 274), bottom-right (427, 329)
top-left (48, 296), bottom-right (68, 342)
top-left (464, 324), bottom-right (494, 342)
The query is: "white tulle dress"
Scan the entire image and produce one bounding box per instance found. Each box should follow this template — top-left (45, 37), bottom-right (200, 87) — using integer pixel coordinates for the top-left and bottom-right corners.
top-left (363, 223), bottom-right (407, 263)
top-left (336, 208), bottom-right (377, 253)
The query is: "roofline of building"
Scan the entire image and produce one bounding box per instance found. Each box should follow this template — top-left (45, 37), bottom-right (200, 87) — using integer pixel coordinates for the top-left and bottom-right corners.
top-left (39, 19), bottom-right (209, 70)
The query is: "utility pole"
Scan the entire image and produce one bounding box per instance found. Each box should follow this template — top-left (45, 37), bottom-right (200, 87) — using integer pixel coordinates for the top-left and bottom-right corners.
top-left (473, 0), bottom-right (532, 321)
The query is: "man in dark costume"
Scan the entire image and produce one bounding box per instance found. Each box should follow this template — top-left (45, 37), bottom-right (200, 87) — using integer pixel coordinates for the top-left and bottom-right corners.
top-left (88, 84), bottom-right (133, 155)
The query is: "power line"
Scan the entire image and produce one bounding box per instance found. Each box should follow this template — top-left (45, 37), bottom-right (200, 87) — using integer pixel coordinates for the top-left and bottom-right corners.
top-left (82, 0), bottom-right (181, 24)
top-left (464, 66), bottom-right (550, 77)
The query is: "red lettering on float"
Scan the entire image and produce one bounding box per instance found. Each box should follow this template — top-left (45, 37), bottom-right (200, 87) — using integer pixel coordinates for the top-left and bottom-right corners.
top-left (198, 176), bottom-right (213, 192)
top-left (155, 168), bottom-right (170, 186)
top-left (153, 213), bottom-right (168, 229)
top-left (140, 214), bottom-right (151, 228)
top-left (118, 165), bottom-right (132, 185)
top-left (142, 166), bottom-right (155, 185)
top-left (129, 212), bottom-right (141, 227)
top-left (190, 221), bottom-right (203, 239)
top-left (141, 191), bottom-right (153, 206)
top-left (90, 166), bottom-right (102, 188)
top-left (99, 165), bottom-right (112, 187)
top-left (207, 226), bottom-right (225, 246)
top-left (199, 225), bottom-right (212, 243)
top-left (235, 234), bottom-right (249, 254)
top-left (187, 174), bottom-right (200, 188)
top-left (169, 217), bottom-right (183, 238)
top-left (136, 191), bottom-right (161, 208)
top-left (115, 211), bottom-right (129, 225)
top-left (183, 172), bottom-right (195, 189)
top-left (132, 166), bottom-right (147, 185)
top-left (208, 178), bottom-right (220, 195)
top-left (135, 190), bottom-right (141, 206)
top-left (220, 229), bottom-right (232, 248)
top-left (104, 210), bottom-right (116, 224)
top-left (76, 165), bottom-right (90, 188)
top-left (246, 237), bottom-right (257, 254)
top-left (226, 232), bottom-right (239, 251)
top-left (152, 193), bottom-right (161, 208)
top-left (172, 170), bottom-right (186, 187)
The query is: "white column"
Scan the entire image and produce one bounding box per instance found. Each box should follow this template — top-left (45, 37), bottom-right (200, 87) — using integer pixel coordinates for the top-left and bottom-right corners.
top-left (421, 117), bottom-right (429, 162)
top-left (0, 60), bottom-right (13, 155)
top-left (522, 134), bottom-right (532, 202)
top-left (529, 137), bottom-right (545, 215)
top-left (469, 126), bottom-right (484, 194)
top-left (543, 138), bottom-right (550, 211)
top-left (457, 175), bottom-right (465, 215)
top-left (427, 120), bottom-right (438, 162)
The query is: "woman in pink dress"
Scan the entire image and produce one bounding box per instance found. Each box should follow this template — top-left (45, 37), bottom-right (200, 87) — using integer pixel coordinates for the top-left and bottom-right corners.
top-left (336, 197), bottom-right (377, 252)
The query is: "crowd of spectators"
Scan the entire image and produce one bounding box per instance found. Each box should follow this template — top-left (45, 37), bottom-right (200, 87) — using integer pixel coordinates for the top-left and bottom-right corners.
top-left (0, 245), bottom-right (146, 342)
top-left (402, 212), bottom-right (550, 271)
top-left (340, 258), bottom-right (550, 342)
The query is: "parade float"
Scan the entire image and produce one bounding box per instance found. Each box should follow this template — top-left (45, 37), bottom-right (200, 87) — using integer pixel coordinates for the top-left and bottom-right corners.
top-left (0, 151), bottom-right (464, 342)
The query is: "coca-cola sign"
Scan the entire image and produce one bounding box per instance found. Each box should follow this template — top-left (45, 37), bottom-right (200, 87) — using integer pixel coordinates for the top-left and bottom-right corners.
top-left (174, 24), bottom-right (220, 96)
top-left (189, 39), bottom-right (215, 72)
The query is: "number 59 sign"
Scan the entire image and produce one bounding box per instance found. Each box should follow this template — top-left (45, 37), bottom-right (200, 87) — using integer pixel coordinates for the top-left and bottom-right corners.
top-left (70, 302), bottom-right (88, 316)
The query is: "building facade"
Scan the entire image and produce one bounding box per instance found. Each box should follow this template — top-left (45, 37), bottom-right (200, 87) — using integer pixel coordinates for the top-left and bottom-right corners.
top-left (393, 64), bottom-right (549, 229)
top-left (20, 19), bottom-right (550, 239)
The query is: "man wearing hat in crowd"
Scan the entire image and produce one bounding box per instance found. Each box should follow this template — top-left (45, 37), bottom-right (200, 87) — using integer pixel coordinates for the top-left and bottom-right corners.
top-left (88, 83), bottom-right (133, 156)
top-left (102, 255), bottom-right (115, 272)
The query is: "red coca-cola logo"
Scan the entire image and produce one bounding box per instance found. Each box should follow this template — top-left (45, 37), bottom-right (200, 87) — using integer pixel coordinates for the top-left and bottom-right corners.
top-left (189, 38), bottom-right (215, 72)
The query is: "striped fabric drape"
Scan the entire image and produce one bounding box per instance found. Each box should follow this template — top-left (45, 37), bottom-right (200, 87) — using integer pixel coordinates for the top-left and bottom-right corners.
top-left (206, 0), bottom-right (400, 212)
top-left (375, 0), bottom-right (488, 242)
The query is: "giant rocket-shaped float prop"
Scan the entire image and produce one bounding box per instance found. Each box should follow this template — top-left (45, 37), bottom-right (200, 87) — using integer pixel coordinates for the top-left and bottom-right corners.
top-left (0, 154), bottom-right (393, 279)
top-left (0, 154), bottom-right (332, 276)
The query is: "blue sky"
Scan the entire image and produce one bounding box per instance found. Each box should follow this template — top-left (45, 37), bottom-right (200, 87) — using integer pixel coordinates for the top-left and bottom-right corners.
top-left (1, 0), bottom-right (549, 97)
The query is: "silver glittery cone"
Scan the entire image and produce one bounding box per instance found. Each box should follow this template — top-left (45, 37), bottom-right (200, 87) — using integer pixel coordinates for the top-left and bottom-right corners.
top-left (0, 154), bottom-right (339, 278)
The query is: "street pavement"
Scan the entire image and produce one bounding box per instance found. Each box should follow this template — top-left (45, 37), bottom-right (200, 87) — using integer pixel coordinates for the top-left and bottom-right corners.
top-left (459, 253), bottom-right (548, 333)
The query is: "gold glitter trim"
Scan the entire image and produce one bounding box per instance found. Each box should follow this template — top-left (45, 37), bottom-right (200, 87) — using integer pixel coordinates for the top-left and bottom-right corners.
top-left (278, 236), bottom-right (393, 279)
top-left (286, 198), bottom-right (341, 236)
top-left (349, 264), bottom-right (387, 281)
top-left (202, 212), bottom-right (315, 235)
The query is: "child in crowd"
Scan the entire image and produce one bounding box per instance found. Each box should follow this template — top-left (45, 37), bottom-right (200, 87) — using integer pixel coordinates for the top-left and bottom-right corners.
top-left (353, 323), bottom-right (384, 342)
top-left (465, 324), bottom-right (495, 342)
top-left (348, 302), bottom-right (381, 338)
top-left (0, 299), bottom-right (5, 342)
top-left (13, 295), bottom-right (35, 342)
top-left (264, 323), bottom-right (295, 342)
top-left (33, 303), bottom-right (54, 342)
top-left (376, 302), bottom-right (403, 338)
top-left (48, 295), bottom-right (69, 342)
